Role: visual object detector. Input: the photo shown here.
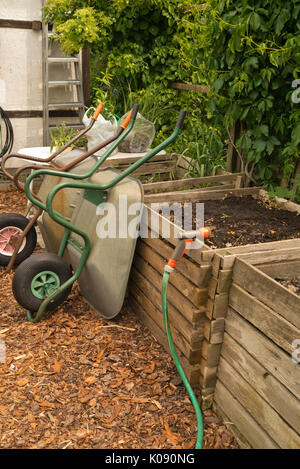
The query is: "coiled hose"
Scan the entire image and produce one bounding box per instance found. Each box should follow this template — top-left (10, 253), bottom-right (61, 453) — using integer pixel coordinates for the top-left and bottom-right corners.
top-left (0, 106), bottom-right (14, 158)
top-left (161, 270), bottom-right (203, 449)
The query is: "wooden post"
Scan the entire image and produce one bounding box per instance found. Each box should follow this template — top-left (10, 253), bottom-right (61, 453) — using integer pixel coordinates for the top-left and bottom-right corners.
top-left (82, 48), bottom-right (91, 108)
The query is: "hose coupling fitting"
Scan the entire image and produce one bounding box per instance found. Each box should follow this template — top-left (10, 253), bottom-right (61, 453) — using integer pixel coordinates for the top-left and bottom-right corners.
top-left (164, 264), bottom-right (174, 274)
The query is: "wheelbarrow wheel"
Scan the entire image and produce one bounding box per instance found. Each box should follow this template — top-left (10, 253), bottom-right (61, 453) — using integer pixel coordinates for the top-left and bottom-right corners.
top-left (0, 213), bottom-right (37, 266)
top-left (12, 253), bottom-right (73, 312)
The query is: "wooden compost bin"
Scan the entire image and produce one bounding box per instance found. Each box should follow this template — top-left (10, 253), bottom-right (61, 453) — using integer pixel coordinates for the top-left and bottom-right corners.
top-left (127, 175), bottom-right (300, 408)
top-left (104, 152), bottom-right (300, 447)
top-left (101, 152), bottom-right (179, 182)
top-left (213, 251), bottom-right (300, 449)
top-left (101, 151), bottom-right (245, 192)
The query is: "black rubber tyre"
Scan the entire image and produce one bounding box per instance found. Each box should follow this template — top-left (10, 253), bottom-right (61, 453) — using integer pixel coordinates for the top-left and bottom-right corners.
top-left (12, 252), bottom-right (73, 312)
top-left (0, 213), bottom-right (37, 266)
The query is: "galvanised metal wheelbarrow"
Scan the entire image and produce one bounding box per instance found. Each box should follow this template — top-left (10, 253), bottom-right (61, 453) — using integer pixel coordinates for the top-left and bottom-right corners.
top-left (11, 107), bottom-right (186, 323)
top-left (0, 103), bottom-right (134, 271)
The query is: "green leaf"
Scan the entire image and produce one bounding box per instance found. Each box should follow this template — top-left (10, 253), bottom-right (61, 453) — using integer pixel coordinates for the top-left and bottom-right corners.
top-left (269, 187), bottom-right (295, 199)
top-left (292, 123), bottom-right (300, 145)
top-left (250, 12), bottom-right (262, 31)
top-left (269, 53), bottom-right (279, 68)
top-left (253, 139), bottom-right (266, 153)
top-left (212, 77), bottom-right (224, 92)
top-left (260, 125), bottom-right (269, 137)
top-left (275, 10), bottom-right (291, 35)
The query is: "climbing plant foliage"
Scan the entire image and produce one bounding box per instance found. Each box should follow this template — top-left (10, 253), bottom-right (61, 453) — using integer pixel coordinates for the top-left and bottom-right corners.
top-left (187, 0), bottom-right (300, 190)
top-left (44, 0), bottom-right (300, 190)
top-left (43, 0), bottom-right (195, 84)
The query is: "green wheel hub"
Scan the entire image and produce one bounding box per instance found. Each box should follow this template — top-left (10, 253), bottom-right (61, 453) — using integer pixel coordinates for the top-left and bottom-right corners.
top-left (31, 270), bottom-right (60, 300)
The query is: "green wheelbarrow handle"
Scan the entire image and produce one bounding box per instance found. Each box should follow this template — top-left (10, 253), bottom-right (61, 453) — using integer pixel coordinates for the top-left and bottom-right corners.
top-left (25, 109), bottom-right (186, 322)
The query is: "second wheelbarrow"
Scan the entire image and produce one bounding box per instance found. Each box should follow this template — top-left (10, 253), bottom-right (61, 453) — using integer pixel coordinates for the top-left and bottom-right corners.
top-left (0, 103), bottom-right (135, 270)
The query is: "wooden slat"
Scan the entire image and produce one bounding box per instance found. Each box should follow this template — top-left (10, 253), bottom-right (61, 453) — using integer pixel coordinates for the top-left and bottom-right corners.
top-left (199, 365), bottom-right (218, 390)
top-left (207, 277), bottom-right (218, 299)
top-left (133, 254), bottom-right (205, 325)
top-left (260, 260), bottom-right (300, 279)
top-left (211, 254), bottom-right (222, 278)
top-left (214, 381), bottom-right (279, 449)
top-left (216, 269), bottom-right (232, 293)
top-left (217, 357), bottom-right (300, 448)
top-left (204, 318), bottom-right (225, 344)
top-left (130, 267), bottom-right (203, 347)
top-left (221, 238), bottom-right (300, 260)
top-left (222, 332), bottom-right (300, 434)
top-left (140, 173), bottom-right (171, 182)
top-left (136, 240), bottom-right (208, 307)
top-left (139, 234), bottom-right (205, 286)
top-left (230, 283), bottom-right (299, 355)
top-left (201, 341), bottom-right (222, 367)
top-left (106, 160), bottom-right (175, 175)
top-left (146, 182), bottom-right (235, 194)
top-left (130, 282), bottom-right (202, 363)
top-left (222, 247), bottom-right (300, 269)
top-left (225, 308), bottom-right (300, 399)
top-left (102, 153), bottom-right (176, 168)
top-left (143, 205), bottom-right (209, 264)
top-left (129, 296), bottom-right (201, 385)
top-left (143, 173), bottom-right (242, 192)
top-left (0, 19), bottom-right (42, 30)
top-left (5, 110), bottom-right (43, 118)
top-left (144, 186), bottom-right (261, 203)
top-left (233, 258), bottom-right (300, 330)
top-left (206, 293), bottom-right (228, 319)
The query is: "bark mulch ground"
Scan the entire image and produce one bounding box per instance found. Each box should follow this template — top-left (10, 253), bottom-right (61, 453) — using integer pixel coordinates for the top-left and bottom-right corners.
top-left (0, 187), bottom-right (238, 449)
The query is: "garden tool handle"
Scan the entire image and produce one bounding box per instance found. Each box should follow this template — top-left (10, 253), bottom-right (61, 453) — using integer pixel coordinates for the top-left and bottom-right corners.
top-left (176, 109), bottom-right (186, 129)
top-left (13, 124), bottom-right (127, 192)
top-left (24, 105), bottom-right (139, 209)
top-left (91, 101), bottom-right (104, 120)
top-left (41, 106), bottom-right (185, 218)
top-left (1, 104), bottom-right (106, 183)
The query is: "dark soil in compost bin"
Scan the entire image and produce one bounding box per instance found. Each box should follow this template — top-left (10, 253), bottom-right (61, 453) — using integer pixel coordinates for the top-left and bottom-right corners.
top-left (170, 195), bottom-right (300, 249)
top-left (275, 277), bottom-right (300, 296)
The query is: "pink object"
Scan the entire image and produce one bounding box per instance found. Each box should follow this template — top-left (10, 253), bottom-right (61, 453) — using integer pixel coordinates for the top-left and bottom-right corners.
top-left (0, 226), bottom-right (26, 256)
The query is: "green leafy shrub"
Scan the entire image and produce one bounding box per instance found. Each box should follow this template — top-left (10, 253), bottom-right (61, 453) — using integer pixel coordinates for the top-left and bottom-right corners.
top-left (43, 0), bottom-right (300, 190)
top-left (181, 1), bottom-right (300, 189)
top-left (50, 124), bottom-right (87, 151)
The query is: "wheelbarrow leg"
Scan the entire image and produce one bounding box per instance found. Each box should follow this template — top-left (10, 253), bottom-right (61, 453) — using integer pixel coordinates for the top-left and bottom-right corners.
top-left (23, 201), bottom-right (33, 218)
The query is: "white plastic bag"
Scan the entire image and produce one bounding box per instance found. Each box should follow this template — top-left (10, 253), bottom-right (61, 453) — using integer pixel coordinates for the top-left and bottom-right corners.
top-left (118, 112), bottom-right (155, 153)
top-left (83, 108), bottom-right (118, 157)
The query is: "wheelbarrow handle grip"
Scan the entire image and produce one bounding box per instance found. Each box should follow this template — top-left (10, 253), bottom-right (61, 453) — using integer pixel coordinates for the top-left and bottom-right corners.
top-left (120, 104), bottom-right (139, 129)
top-left (91, 102), bottom-right (104, 120)
top-left (176, 109), bottom-right (186, 129)
top-left (120, 110), bottom-right (132, 129)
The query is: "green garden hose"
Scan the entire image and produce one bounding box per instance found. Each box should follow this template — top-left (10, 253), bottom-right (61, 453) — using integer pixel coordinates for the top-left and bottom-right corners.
top-left (161, 270), bottom-right (203, 449)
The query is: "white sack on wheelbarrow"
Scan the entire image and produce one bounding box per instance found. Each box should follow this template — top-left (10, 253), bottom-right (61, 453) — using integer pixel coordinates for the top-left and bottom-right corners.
top-left (83, 108), bottom-right (118, 157)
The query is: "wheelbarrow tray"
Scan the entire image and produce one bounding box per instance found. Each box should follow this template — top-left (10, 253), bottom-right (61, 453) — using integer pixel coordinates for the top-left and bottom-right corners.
top-left (37, 149), bottom-right (97, 253)
top-left (66, 168), bottom-right (143, 319)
